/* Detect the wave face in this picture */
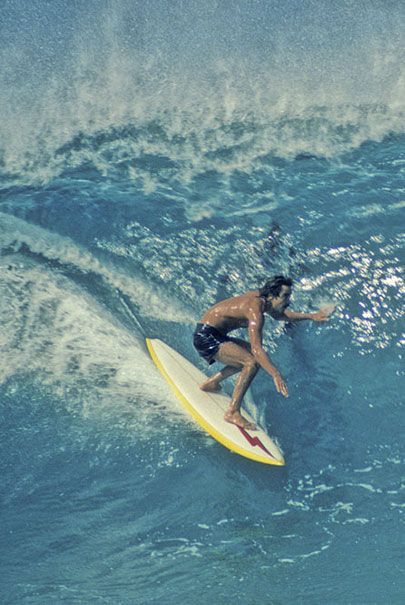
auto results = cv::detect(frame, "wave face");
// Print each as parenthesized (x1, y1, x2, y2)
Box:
(0, 2, 404, 604)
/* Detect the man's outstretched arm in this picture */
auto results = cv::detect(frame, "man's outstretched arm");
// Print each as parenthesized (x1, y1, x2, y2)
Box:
(282, 305, 335, 322)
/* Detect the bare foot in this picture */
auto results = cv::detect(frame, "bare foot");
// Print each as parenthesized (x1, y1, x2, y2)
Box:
(224, 410, 256, 430)
(199, 380, 222, 393)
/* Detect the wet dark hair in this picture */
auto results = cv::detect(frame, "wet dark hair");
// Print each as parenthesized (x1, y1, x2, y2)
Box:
(259, 275, 293, 298)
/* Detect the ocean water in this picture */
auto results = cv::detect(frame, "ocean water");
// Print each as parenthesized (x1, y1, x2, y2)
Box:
(0, 1, 404, 603)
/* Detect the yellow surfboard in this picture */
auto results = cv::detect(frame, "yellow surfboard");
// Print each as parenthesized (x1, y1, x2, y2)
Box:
(146, 338, 284, 466)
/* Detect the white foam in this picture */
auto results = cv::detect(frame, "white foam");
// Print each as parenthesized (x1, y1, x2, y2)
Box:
(1, 0, 404, 186)
(1, 58, 404, 187)
(0, 250, 191, 437)
(0, 212, 193, 325)
(1, 259, 162, 392)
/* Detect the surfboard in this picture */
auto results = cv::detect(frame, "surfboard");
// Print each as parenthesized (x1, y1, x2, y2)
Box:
(146, 338, 285, 466)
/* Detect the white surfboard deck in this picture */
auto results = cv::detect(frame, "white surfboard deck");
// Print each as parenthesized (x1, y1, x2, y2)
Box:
(146, 338, 284, 466)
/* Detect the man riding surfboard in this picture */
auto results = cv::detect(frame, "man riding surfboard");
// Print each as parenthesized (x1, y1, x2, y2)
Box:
(193, 275, 334, 430)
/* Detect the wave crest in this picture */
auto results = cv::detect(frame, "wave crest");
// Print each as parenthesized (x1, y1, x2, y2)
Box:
(1, 102, 403, 186)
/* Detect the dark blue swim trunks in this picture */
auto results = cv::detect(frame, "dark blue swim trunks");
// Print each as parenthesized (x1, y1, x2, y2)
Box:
(193, 323, 234, 365)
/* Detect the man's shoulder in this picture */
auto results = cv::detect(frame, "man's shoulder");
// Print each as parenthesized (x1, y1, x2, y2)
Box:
(245, 293, 265, 316)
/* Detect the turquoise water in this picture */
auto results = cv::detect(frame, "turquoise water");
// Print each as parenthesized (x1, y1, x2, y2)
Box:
(0, 1, 404, 603)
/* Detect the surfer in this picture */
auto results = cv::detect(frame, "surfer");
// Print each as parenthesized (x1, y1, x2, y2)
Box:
(193, 275, 335, 430)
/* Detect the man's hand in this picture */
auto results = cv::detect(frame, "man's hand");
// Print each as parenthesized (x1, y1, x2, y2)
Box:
(312, 304, 336, 322)
(273, 372, 289, 397)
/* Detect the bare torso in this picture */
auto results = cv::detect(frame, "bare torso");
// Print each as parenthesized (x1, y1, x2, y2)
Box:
(200, 290, 268, 334)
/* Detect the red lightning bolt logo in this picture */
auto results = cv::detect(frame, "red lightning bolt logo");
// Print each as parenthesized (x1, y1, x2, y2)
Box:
(238, 427, 276, 458)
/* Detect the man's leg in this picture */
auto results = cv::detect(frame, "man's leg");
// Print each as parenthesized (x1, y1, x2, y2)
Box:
(214, 341, 259, 430)
(199, 339, 252, 392)
(200, 365, 240, 392)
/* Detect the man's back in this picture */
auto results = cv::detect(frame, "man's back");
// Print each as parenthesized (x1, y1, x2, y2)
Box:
(201, 290, 263, 334)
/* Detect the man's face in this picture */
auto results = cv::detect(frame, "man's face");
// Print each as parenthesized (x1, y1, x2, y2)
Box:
(270, 285, 292, 312)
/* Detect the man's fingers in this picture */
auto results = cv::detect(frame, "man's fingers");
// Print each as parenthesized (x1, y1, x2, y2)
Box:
(280, 380, 288, 397)
(274, 376, 289, 397)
